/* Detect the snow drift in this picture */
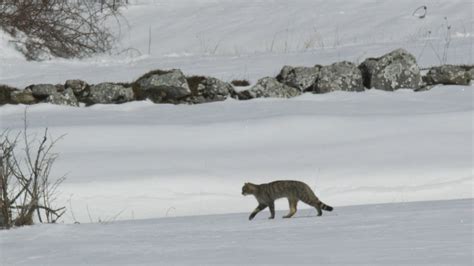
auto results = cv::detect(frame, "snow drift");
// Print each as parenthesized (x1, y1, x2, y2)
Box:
(1, 199, 472, 265)
(1, 86, 472, 223)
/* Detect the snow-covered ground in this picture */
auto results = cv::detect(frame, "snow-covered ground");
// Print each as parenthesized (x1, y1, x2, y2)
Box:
(0, 0, 473, 264)
(1, 85, 472, 223)
(0, 0, 472, 88)
(1, 199, 472, 265)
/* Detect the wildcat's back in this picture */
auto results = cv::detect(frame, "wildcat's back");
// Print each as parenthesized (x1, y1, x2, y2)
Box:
(242, 180, 333, 220)
(262, 180, 316, 200)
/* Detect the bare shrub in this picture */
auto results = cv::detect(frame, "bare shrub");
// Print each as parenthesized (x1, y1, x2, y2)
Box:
(0, 0, 123, 60)
(0, 110, 65, 229)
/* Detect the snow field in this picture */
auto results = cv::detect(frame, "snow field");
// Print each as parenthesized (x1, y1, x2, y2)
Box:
(1, 199, 472, 265)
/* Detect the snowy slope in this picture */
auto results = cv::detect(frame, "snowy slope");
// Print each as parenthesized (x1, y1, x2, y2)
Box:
(0, 0, 472, 88)
(0, 0, 473, 223)
(0, 86, 472, 223)
(1, 1, 473, 264)
(1, 199, 472, 265)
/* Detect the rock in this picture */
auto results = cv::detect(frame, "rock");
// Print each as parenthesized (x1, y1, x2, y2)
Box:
(87, 83, 134, 105)
(10, 89, 36, 105)
(467, 67, 474, 79)
(45, 88, 79, 107)
(65, 79, 89, 96)
(414, 86, 434, 92)
(0, 200, 5, 227)
(135, 69, 191, 103)
(230, 79, 250, 87)
(185, 76, 236, 104)
(359, 48, 422, 91)
(277, 65, 320, 91)
(0, 85, 18, 105)
(424, 65, 472, 85)
(314, 61, 364, 93)
(237, 77, 301, 100)
(28, 84, 58, 99)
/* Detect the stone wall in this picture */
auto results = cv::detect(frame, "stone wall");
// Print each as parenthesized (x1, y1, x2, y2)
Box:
(1, 49, 472, 107)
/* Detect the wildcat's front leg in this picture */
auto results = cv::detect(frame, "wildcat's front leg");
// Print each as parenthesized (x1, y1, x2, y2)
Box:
(249, 203, 267, 220)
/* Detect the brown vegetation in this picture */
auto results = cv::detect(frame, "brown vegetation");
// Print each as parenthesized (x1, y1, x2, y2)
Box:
(1, 111, 65, 229)
(0, 0, 123, 60)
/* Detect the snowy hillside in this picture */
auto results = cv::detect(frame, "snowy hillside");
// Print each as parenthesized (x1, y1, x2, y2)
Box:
(1, 199, 472, 265)
(0, 0, 472, 220)
(0, 0, 472, 88)
(0, 0, 473, 264)
(1, 85, 472, 223)
(0, 0, 472, 222)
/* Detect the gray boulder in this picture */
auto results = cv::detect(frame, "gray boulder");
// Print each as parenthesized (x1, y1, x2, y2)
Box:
(87, 83, 134, 105)
(29, 84, 58, 99)
(424, 65, 472, 85)
(185, 76, 236, 104)
(135, 69, 191, 103)
(314, 61, 364, 93)
(467, 66, 474, 79)
(0, 205, 4, 227)
(65, 79, 89, 97)
(277, 65, 320, 91)
(359, 48, 422, 91)
(0, 85, 18, 105)
(45, 88, 79, 107)
(10, 89, 36, 105)
(237, 77, 301, 100)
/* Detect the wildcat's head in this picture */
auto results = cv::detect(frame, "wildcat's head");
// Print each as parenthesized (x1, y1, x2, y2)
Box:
(242, 182, 257, 196)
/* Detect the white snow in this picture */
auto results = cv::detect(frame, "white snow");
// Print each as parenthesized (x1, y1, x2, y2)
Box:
(1, 86, 472, 223)
(0, 0, 473, 264)
(0, 30, 24, 60)
(0, 0, 472, 88)
(1, 199, 472, 265)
